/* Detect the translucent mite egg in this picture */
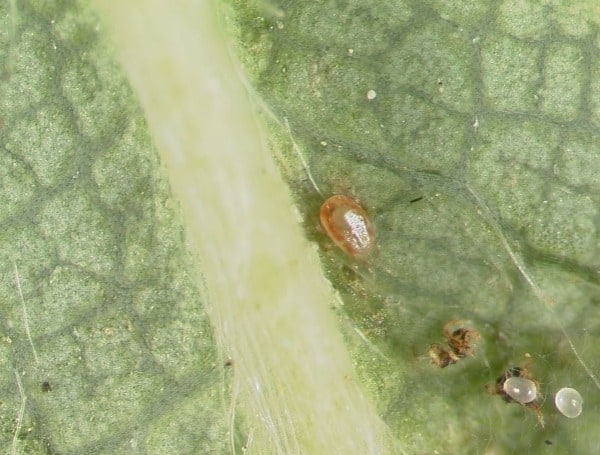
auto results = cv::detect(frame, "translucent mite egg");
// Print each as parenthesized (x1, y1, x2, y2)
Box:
(503, 376, 537, 404)
(319, 195, 375, 260)
(555, 387, 583, 418)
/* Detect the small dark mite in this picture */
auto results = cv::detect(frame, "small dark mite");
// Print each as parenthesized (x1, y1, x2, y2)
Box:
(41, 381, 53, 393)
(487, 365, 544, 426)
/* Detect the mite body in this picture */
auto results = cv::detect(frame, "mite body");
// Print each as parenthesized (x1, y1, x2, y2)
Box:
(319, 195, 375, 260)
(488, 366, 544, 426)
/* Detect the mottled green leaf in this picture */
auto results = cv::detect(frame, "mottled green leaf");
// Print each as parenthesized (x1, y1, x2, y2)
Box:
(0, 1, 231, 453)
(227, 1, 600, 453)
(3, 0, 600, 454)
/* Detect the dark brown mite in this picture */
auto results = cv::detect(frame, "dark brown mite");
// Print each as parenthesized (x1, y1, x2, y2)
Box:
(41, 381, 53, 392)
(319, 195, 375, 260)
(486, 366, 544, 427)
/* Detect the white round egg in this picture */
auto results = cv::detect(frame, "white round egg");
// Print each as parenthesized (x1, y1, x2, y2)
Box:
(503, 376, 537, 404)
(555, 387, 583, 418)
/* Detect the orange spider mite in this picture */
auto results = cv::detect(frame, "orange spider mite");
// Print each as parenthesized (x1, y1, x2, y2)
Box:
(319, 195, 375, 260)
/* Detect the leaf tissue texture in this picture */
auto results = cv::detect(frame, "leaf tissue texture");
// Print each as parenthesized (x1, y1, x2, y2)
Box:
(3, 0, 600, 454)
(0, 1, 229, 453)
(227, 0, 600, 453)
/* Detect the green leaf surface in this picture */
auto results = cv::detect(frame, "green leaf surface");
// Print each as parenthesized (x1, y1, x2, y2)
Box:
(227, 0, 600, 453)
(0, 1, 230, 453)
(3, 0, 600, 454)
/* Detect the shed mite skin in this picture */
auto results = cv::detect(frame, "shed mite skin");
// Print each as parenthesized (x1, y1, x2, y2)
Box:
(427, 320, 480, 368)
(319, 194, 375, 261)
(487, 366, 545, 427)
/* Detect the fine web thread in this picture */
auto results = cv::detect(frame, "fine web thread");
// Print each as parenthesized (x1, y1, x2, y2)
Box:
(283, 117, 324, 198)
(467, 184, 600, 391)
(14, 262, 39, 364)
(12, 369, 26, 455)
(236, 72, 325, 199)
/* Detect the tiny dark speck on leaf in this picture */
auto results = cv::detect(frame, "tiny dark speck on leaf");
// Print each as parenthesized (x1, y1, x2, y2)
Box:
(225, 358, 234, 367)
(410, 196, 424, 203)
(544, 439, 552, 445)
(41, 381, 53, 393)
